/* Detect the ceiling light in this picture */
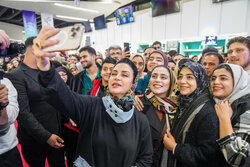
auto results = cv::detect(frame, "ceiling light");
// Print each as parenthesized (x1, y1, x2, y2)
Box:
(54, 3, 99, 13)
(56, 15, 88, 21)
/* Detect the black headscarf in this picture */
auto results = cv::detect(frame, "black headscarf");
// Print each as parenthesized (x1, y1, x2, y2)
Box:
(178, 62, 209, 111)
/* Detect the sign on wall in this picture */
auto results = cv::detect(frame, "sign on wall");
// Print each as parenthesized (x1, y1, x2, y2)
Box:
(22, 10, 38, 39)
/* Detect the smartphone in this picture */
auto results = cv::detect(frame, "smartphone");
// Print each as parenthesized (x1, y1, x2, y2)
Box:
(43, 24, 84, 52)
(124, 42, 130, 52)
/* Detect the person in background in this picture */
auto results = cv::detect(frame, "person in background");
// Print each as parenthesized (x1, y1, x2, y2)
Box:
(96, 51, 103, 59)
(88, 57, 117, 97)
(0, 28, 22, 167)
(108, 45, 123, 61)
(12, 60, 19, 68)
(173, 54, 184, 64)
(139, 65, 177, 167)
(5, 36, 65, 167)
(56, 66, 77, 167)
(168, 60, 176, 72)
(227, 36, 250, 75)
(6, 62, 13, 73)
(32, 26, 153, 166)
(143, 47, 156, 72)
(162, 62, 226, 167)
(202, 52, 224, 80)
(167, 50, 178, 59)
(191, 56, 198, 62)
(221, 53, 228, 63)
(95, 57, 103, 67)
(131, 54, 146, 79)
(152, 41, 162, 51)
(135, 50, 168, 95)
(198, 46, 218, 64)
(210, 63, 250, 166)
(70, 46, 101, 95)
(69, 63, 79, 76)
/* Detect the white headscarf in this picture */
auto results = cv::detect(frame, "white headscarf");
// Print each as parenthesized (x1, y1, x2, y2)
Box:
(213, 64, 250, 104)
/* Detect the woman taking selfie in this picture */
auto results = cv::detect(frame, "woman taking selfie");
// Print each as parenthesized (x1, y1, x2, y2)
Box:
(32, 27, 153, 167)
(139, 65, 177, 167)
(211, 64, 250, 166)
(162, 62, 225, 167)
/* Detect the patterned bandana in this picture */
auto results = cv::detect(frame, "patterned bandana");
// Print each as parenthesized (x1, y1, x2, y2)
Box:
(106, 85, 135, 111)
(145, 89, 177, 124)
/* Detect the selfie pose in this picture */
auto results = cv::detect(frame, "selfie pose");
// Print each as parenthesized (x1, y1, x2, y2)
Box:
(32, 27, 153, 167)
(211, 64, 250, 166)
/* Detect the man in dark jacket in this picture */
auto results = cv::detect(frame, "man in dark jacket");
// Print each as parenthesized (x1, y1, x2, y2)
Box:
(5, 37, 65, 167)
(70, 46, 101, 94)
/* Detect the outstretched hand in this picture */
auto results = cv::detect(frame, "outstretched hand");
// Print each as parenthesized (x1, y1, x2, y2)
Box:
(32, 27, 60, 71)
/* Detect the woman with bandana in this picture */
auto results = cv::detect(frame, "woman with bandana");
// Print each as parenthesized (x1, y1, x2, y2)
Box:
(210, 64, 250, 166)
(31, 27, 153, 167)
(139, 65, 177, 167)
(162, 62, 226, 167)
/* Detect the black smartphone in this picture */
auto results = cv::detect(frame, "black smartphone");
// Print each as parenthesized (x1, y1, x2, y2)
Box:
(124, 42, 130, 52)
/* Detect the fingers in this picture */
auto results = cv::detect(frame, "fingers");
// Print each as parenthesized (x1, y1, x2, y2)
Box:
(38, 27, 60, 41)
(134, 96, 144, 111)
(53, 135, 64, 148)
(0, 85, 8, 104)
(0, 30, 10, 49)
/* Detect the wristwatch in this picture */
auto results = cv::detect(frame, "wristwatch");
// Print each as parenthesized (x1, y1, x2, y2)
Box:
(0, 101, 9, 111)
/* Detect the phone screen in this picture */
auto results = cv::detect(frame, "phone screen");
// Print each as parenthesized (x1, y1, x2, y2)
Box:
(124, 42, 130, 52)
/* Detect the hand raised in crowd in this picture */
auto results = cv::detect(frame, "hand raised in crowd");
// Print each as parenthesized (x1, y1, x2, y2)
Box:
(32, 27, 60, 71)
(215, 100, 233, 121)
(163, 130, 176, 152)
(0, 84, 8, 105)
(0, 29, 10, 50)
(122, 47, 130, 58)
(47, 134, 64, 149)
(133, 94, 144, 111)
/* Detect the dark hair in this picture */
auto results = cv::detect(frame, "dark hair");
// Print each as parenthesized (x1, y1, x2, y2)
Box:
(79, 46, 96, 56)
(213, 64, 233, 78)
(221, 52, 228, 58)
(114, 58, 138, 83)
(202, 47, 218, 56)
(70, 54, 80, 61)
(108, 45, 122, 56)
(227, 36, 250, 51)
(204, 52, 224, 64)
(143, 46, 155, 52)
(25, 36, 36, 48)
(191, 56, 197, 60)
(152, 41, 162, 47)
(102, 57, 116, 66)
(168, 59, 176, 65)
(178, 58, 194, 69)
(168, 50, 178, 57)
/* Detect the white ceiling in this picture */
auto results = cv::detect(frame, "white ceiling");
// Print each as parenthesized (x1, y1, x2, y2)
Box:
(0, 0, 135, 22)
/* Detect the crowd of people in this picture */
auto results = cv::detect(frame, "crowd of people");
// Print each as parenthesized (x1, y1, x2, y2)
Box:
(0, 26, 250, 167)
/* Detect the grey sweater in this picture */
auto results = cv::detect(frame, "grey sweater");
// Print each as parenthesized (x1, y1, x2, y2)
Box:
(0, 78, 19, 155)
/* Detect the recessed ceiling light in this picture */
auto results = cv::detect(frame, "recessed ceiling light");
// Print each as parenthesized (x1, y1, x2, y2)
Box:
(56, 15, 88, 21)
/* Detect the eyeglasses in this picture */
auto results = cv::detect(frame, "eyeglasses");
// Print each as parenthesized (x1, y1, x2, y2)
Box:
(110, 52, 122, 56)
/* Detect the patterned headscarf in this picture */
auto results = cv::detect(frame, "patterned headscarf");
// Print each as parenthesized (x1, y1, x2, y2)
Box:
(145, 65, 178, 126)
(178, 62, 209, 110)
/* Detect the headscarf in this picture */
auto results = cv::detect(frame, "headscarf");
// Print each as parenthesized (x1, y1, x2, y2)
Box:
(145, 65, 178, 127)
(56, 66, 67, 74)
(213, 64, 250, 104)
(178, 62, 209, 110)
(131, 54, 146, 78)
(148, 50, 168, 66)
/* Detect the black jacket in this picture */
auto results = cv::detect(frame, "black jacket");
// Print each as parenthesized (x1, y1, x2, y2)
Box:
(4, 63, 61, 144)
(172, 99, 227, 167)
(39, 68, 153, 167)
(141, 96, 166, 167)
(70, 69, 85, 94)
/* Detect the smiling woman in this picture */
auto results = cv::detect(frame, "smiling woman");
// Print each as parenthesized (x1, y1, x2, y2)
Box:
(139, 65, 177, 167)
(31, 27, 153, 167)
(162, 62, 227, 167)
(211, 63, 250, 166)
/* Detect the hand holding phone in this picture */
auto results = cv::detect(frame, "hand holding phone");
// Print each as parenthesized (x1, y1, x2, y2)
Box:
(123, 42, 131, 58)
(43, 24, 84, 52)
